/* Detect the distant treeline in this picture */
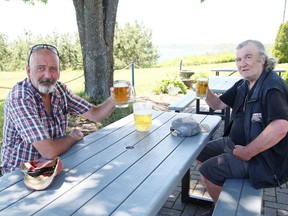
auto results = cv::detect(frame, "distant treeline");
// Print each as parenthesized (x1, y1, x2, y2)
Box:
(0, 22, 161, 72)
(0, 32, 82, 72)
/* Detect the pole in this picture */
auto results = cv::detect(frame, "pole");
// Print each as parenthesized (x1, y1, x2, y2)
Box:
(284, 0, 287, 23)
(131, 61, 135, 86)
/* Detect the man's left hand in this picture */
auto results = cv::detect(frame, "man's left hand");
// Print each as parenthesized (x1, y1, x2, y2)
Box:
(233, 145, 252, 161)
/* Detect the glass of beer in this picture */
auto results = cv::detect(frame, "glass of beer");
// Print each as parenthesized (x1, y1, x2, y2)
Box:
(196, 77, 209, 99)
(113, 80, 133, 108)
(133, 101, 152, 132)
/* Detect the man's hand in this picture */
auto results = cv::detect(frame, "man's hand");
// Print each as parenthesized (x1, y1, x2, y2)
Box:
(69, 128, 84, 142)
(233, 145, 252, 161)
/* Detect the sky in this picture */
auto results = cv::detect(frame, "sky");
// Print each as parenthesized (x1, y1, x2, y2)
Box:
(0, 0, 287, 45)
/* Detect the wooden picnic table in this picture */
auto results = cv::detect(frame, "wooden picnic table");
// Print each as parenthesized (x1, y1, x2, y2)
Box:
(0, 111, 221, 216)
(211, 68, 238, 76)
(211, 68, 286, 76)
(208, 76, 242, 94)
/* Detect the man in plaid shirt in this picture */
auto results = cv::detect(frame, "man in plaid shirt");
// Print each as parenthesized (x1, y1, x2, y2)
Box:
(1, 44, 128, 175)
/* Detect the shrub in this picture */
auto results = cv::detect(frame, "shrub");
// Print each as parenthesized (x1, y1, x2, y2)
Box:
(272, 21, 288, 63)
(281, 72, 288, 86)
(193, 72, 209, 82)
(153, 71, 187, 94)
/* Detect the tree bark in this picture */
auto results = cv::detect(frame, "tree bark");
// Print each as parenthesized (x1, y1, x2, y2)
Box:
(72, 0, 119, 101)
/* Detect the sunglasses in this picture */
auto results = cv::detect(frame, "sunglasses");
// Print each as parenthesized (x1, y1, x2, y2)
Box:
(28, 44, 59, 66)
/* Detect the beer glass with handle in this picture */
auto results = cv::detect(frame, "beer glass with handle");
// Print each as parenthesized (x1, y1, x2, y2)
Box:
(196, 77, 209, 99)
(113, 80, 134, 108)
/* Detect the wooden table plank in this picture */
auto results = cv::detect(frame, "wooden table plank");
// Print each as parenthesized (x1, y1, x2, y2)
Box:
(33, 112, 180, 215)
(212, 179, 243, 215)
(111, 115, 221, 216)
(211, 68, 286, 76)
(168, 91, 196, 112)
(208, 76, 242, 94)
(213, 179, 262, 216)
(0, 112, 221, 216)
(0, 114, 139, 214)
(237, 179, 263, 216)
(36, 114, 209, 216)
(211, 68, 238, 76)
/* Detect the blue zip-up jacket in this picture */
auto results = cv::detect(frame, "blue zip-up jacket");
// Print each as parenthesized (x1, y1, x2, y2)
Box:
(227, 70, 288, 189)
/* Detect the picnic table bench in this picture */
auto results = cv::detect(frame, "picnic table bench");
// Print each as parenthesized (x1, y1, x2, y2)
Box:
(168, 91, 196, 112)
(213, 179, 263, 216)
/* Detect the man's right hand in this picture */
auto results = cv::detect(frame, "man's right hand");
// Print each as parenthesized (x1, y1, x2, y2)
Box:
(69, 128, 84, 141)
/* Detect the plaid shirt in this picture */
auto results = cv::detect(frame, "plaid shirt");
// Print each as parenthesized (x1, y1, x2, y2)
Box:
(1, 78, 92, 174)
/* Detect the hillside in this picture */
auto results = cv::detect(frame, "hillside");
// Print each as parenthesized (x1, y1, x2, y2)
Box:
(157, 43, 273, 62)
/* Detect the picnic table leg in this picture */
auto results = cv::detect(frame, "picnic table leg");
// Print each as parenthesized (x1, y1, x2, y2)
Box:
(196, 99, 200, 114)
(196, 99, 211, 115)
(209, 107, 214, 115)
(181, 169, 213, 206)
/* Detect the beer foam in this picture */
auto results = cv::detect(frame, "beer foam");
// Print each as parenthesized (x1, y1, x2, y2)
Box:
(134, 111, 152, 115)
(198, 77, 208, 82)
(114, 82, 128, 88)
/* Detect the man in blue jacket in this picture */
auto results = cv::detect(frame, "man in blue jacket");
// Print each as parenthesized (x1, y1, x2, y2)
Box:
(197, 39, 288, 216)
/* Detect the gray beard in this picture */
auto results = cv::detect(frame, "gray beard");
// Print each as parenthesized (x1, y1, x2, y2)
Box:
(38, 84, 55, 94)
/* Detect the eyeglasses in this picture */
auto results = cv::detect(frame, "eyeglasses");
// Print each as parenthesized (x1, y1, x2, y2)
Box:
(28, 44, 59, 66)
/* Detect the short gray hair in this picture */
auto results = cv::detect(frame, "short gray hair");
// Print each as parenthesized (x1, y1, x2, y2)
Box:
(236, 39, 277, 72)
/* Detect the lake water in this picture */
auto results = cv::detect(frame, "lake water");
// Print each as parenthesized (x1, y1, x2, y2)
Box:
(157, 43, 237, 62)
(157, 43, 274, 62)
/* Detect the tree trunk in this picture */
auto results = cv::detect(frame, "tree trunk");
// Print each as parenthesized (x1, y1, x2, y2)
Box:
(72, 0, 119, 101)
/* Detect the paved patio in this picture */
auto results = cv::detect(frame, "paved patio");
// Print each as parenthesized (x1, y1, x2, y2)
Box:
(156, 101, 288, 216)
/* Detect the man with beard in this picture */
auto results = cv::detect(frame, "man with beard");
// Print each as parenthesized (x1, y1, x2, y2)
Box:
(1, 44, 127, 175)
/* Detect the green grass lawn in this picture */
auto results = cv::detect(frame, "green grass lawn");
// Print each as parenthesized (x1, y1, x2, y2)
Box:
(0, 62, 236, 101)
